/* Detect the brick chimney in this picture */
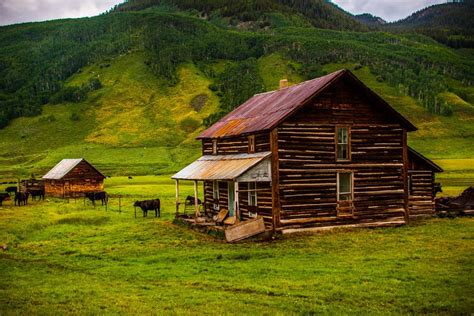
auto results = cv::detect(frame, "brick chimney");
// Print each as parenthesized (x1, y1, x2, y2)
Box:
(279, 79, 288, 89)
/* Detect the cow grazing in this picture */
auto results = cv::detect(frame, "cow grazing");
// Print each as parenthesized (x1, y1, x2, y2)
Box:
(14, 192, 29, 206)
(434, 182, 443, 195)
(5, 186, 17, 195)
(134, 199, 160, 218)
(28, 188, 45, 201)
(85, 191, 108, 206)
(0, 193, 11, 206)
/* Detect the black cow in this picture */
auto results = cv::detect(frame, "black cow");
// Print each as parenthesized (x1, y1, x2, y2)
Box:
(134, 199, 160, 218)
(185, 195, 202, 205)
(85, 191, 108, 206)
(5, 186, 17, 195)
(28, 188, 45, 201)
(14, 192, 29, 206)
(434, 183, 443, 195)
(0, 193, 10, 206)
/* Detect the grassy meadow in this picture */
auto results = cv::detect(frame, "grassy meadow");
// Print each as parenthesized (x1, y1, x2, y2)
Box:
(0, 175, 473, 314)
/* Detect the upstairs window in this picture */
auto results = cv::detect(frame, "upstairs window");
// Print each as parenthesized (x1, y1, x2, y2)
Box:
(212, 139, 217, 154)
(336, 127, 350, 161)
(248, 182, 257, 206)
(248, 135, 256, 153)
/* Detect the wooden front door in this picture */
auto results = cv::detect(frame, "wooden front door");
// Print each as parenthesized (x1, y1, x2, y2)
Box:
(228, 182, 235, 216)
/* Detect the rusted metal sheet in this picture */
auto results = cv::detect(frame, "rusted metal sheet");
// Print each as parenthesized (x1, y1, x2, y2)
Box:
(197, 70, 345, 139)
(172, 152, 271, 181)
(198, 69, 416, 139)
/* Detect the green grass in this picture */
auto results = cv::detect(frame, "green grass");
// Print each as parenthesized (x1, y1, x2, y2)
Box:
(0, 176, 473, 314)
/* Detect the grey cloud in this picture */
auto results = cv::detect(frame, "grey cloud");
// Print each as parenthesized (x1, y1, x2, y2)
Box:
(332, 0, 447, 22)
(0, 0, 124, 26)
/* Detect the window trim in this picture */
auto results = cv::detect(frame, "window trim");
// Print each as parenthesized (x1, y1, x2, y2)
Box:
(248, 135, 256, 153)
(335, 126, 351, 161)
(212, 181, 219, 210)
(212, 139, 217, 154)
(248, 182, 257, 207)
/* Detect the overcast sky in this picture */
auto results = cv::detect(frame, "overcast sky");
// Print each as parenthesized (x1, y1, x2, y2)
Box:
(331, 0, 448, 22)
(0, 0, 449, 26)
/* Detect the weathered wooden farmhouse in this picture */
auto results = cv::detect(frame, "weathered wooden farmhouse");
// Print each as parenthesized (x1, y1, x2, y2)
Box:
(173, 69, 443, 233)
(42, 159, 105, 198)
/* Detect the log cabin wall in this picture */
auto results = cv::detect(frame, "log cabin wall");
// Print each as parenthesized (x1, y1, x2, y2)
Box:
(202, 132, 270, 155)
(277, 78, 406, 230)
(408, 170, 435, 219)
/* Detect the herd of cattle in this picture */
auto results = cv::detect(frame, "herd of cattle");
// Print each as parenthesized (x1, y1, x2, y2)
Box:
(0, 186, 163, 218)
(0, 186, 45, 206)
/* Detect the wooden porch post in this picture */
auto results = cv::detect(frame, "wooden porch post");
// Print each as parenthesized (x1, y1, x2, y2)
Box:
(234, 181, 240, 222)
(175, 179, 179, 218)
(402, 130, 410, 224)
(194, 180, 200, 218)
(270, 128, 281, 232)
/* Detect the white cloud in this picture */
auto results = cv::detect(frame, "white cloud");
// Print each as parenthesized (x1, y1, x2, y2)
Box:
(0, 0, 124, 26)
(331, 0, 448, 22)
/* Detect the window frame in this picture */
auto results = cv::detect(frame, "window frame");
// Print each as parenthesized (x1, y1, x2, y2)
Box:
(336, 171, 354, 217)
(248, 182, 257, 207)
(212, 139, 217, 154)
(335, 126, 351, 161)
(212, 181, 220, 210)
(248, 135, 256, 153)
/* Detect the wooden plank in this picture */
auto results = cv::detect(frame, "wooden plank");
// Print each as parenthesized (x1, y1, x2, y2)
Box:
(225, 217, 266, 242)
(270, 128, 281, 231)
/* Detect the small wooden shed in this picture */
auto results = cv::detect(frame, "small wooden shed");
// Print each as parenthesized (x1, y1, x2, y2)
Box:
(42, 158, 105, 198)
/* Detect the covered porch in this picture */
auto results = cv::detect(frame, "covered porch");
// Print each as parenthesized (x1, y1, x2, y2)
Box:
(172, 152, 273, 229)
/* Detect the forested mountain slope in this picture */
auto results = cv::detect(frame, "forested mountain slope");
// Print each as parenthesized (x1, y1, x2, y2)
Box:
(388, 0, 474, 48)
(0, 3, 473, 178)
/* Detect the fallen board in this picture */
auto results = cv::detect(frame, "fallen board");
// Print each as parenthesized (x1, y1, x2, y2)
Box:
(225, 217, 266, 242)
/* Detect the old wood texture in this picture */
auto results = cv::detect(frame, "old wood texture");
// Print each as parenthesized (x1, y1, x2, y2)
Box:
(225, 217, 266, 242)
(44, 160, 104, 198)
(270, 128, 281, 231)
(276, 78, 406, 231)
(202, 132, 270, 155)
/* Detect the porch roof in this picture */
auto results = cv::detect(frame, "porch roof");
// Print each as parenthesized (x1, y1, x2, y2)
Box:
(172, 152, 271, 181)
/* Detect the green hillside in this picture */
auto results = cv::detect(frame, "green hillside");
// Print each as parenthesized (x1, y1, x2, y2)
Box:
(0, 5, 473, 192)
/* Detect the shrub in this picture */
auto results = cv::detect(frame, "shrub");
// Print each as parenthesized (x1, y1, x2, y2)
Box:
(180, 117, 200, 132)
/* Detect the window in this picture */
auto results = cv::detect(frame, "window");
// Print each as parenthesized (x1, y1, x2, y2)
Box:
(212, 139, 217, 154)
(248, 182, 257, 206)
(212, 181, 219, 210)
(336, 127, 350, 161)
(337, 172, 354, 216)
(248, 135, 255, 153)
(337, 172, 353, 201)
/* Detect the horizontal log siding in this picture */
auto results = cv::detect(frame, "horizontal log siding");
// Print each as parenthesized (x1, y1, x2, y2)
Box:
(202, 132, 270, 155)
(204, 180, 273, 226)
(44, 179, 103, 198)
(277, 79, 406, 230)
(408, 170, 435, 219)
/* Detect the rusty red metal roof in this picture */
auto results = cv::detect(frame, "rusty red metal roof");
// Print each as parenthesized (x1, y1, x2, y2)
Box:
(198, 69, 416, 139)
(172, 152, 271, 180)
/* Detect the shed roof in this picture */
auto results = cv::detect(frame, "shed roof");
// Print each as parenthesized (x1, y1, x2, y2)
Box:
(172, 152, 271, 181)
(42, 158, 105, 180)
(408, 147, 443, 172)
(198, 69, 416, 139)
